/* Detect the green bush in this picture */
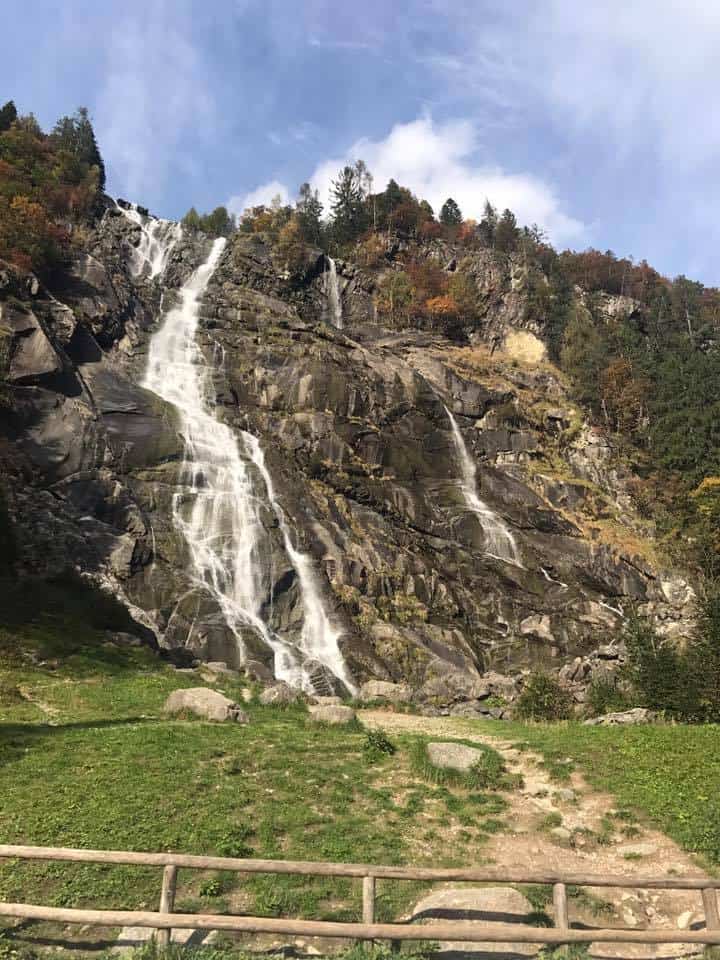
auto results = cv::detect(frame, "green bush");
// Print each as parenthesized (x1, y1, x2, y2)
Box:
(587, 677, 632, 716)
(624, 597, 720, 723)
(363, 726, 396, 763)
(515, 671, 574, 721)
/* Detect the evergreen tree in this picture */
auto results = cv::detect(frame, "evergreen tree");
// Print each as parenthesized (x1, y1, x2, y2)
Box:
(478, 200, 497, 246)
(0, 100, 17, 133)
(52, 107, 106, 191)
(296, 182, 323, 246)
(202, 205, 234, 236)
(439, 197, 462, 226)
(330, 162, 367, 245)
(181, 207, 202, 231)
(495, 208, 519, 252)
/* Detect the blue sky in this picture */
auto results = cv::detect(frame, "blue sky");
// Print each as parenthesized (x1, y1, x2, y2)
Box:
(4, 0, 720, 284)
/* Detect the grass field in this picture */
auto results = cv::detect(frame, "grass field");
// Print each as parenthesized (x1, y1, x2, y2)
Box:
(2, 576, 720, 957)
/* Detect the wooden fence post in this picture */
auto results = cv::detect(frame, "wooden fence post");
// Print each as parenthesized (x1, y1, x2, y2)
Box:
(553, 882, 569, 932)
(703, 888, 720, 931)
(156, 865, 178, 946)
(363, 876, 375, 950)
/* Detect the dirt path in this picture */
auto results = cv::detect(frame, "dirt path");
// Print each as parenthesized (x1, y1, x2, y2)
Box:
(359, 710, 711, 958)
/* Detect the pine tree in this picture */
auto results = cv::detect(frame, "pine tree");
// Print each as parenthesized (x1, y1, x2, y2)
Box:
(495, 208, 519, 253)
(181, 207, 202, 231)
(52, 107, 106, 191)
(296, 182, 323, 246)
(439, 197, 462, 226)
(330, 163, 366, 245)
(0, 100, 17, 133)
(478, 200, 497, 246)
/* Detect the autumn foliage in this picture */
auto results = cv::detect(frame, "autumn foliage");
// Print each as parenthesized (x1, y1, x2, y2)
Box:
(0, 103, 104, 276)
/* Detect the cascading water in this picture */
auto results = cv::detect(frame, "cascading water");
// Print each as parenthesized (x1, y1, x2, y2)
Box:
(444, 404, 522, 566)
(115, 201, 181, 279)
(324, 257, 343, 328)
(141, 233, 354, 693)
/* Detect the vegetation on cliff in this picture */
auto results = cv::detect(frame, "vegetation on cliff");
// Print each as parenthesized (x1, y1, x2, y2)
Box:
(0, 101, 104, 276)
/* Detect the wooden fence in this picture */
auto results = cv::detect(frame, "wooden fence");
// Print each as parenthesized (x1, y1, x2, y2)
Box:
(1, 844, 720, 949)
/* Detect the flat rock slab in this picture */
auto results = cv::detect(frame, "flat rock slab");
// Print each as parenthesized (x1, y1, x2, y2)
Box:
(308, 704, 356, 724)
(359, 680, 412, 703)
(427, 741, 485, 772)
(115, 926, 215, 952)
(163, 687, 249, 723)
(411, 886, 539, 956)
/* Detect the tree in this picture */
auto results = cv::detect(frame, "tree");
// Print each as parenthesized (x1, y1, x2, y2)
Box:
(448, 272, 479, 319)
(275, 216, 308, 273)
(495, 208, 519, 253)
(439, 197, 462, 226)
(181, 207, 202, 231)
(51, 107, 106, 191)
(560, 305, 609, 407)
(478, 200, 497, 246)
(296, 182, 323, 246)
(330, 162, 368, 245)
(202, 206, 234, 236)
(375, 270, 413, 325)
(0, 101, 17, 133)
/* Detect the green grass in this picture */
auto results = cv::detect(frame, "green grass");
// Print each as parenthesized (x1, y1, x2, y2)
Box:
(0, 588, 514, 942)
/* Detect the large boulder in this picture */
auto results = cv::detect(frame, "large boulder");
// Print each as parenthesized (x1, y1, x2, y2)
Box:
(584, 707, 655, 726)
(308, 704, 356, 725)
(410, 886, 538, 955)
(163, 688, 249, 723)
(358, 680, 412, 703)
(426, 741, 486, 772)
(259, 682, 301, 705)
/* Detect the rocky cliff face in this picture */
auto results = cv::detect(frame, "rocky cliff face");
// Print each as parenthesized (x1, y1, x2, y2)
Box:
(0, 203, 694, 692)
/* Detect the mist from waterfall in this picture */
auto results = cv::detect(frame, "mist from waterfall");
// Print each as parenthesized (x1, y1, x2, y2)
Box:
(444, 405, 522, 566)
(324, 257, 343, 328)
(139, 227, 353, 692)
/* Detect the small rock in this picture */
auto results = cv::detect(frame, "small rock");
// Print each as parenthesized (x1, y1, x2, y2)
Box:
(240, 688, 253, 703)
(202, 661, 240, 678)
(426, 741, 486, 772)
(555, 788, 576, 802)
(677, 910, 694, 930)
(618, 842, 657, 858)
(312, 695, 343, 706)
(163, 688, 249, 723)
(550, 826, 572, 843)
(307, 704, 356, 725)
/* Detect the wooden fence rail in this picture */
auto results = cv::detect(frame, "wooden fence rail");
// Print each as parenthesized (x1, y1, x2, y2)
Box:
(1, 844, 719, 948)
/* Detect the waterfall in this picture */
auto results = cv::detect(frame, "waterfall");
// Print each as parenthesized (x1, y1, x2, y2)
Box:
(324, 257, 343, 328)
(141, 234, 354, 693)
(115, 201, 181, 279)
(443, 405, 522, 566)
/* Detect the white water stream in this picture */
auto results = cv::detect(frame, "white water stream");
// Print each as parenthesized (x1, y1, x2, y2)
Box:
(444, 405, 522, 566)
(115, 201, 181, 278)
(324, 257, 343, 328)
(129, 213, 352, 692)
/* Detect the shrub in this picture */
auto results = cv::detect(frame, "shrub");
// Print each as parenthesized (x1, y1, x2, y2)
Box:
(587, 677, 632, 716)
(363, 726, 396, 763)
(515, 672, 574, 721)
(623, 612, 700, 719)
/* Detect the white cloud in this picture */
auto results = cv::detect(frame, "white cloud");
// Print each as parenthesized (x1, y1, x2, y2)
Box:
(227, 180, 291, 216)
(96, 3, 218, 204)
(308, 116, 584, 244)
